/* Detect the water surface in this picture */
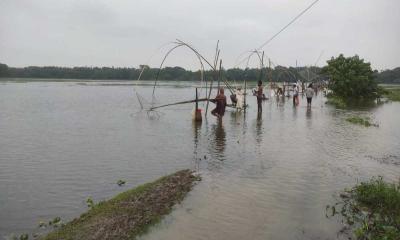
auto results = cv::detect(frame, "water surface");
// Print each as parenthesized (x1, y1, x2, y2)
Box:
(0, 79, 399, 239)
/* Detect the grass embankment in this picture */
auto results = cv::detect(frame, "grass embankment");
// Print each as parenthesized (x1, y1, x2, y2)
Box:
(346, 116, 374, 127)
(42, 170, 200, 240)
(329, 177, 400, 240)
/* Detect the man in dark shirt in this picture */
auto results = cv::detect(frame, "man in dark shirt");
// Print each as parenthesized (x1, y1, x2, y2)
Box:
(211, 88, 227, 118)
(256, 80, 263, 113)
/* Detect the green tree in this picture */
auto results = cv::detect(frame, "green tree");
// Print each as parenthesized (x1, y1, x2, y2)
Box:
(322, 54, 378, 100)
(0, 63, 8, 77)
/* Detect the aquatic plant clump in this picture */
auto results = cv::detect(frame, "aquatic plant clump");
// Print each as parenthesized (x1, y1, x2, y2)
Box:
(42, 169, 200, 240)
(326, 95, 347, 108)
(346, 116, 375, 127)
(117, 179, 126, 186)
(329, 177, 400, 240)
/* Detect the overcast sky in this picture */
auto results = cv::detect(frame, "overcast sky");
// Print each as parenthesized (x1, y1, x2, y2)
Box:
(0, 0, 399, 70)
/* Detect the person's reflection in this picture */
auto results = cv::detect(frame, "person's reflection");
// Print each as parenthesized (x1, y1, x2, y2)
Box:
(255, 111, 263, 145)
(211, 119, 226, 161)
(276, 94, 285, 108)
(192, 121, 202, 170)
(229, 110, 244, 130)
(306, 107, 312, 119)
(292, 103, 298, 119)
(192, 121, 202, 154)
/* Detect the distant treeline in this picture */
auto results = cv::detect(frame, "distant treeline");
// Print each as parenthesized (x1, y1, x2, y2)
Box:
(374, 67, 400, 84)
(0, 63, 399, 83)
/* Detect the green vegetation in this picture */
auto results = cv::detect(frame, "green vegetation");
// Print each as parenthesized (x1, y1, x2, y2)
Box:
(5, 233, 29, 240)
(0, 63, 8, 77)
(117, 179, 126, 186)
(20, 234, 29, 240)
(1, 61, 399, 84)
(41, 169, 200, 240)
(48, 217, 62, 227)
(86, 197, 94, 208)
(375, 68, 400, 84)
(326, 95, 348, 108)
(323, 54, 379, 104)
(384, 88, 400, 102)
(346, 116, 374, 127)
(0, 62, 317, 82)
(329, 177, 400, 240)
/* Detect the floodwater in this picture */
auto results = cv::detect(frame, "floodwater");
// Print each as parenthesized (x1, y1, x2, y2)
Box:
(0, 79, 399, 240)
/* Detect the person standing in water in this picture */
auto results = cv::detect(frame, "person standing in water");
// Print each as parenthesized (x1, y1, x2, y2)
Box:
(305, 83, 315, 107)
(211, 88, 227, 118)
(293, 84, 299, 106)
(235, 86, 245, 110)
(256, 80, 263, 113)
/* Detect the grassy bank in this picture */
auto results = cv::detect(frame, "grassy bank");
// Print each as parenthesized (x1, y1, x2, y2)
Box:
(42, 169, 200, 240)
(329, 177, 400, 240)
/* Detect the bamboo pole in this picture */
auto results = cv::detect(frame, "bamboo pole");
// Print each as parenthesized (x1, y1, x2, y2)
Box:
(149, 98, 210, 111)
(205, 40, 220, 117)
(195, 88, 198, 110)
(217, 59, 222, 89)
(244, 75, 247, 112)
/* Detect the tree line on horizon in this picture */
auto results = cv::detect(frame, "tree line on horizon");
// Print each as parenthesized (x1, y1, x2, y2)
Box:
(0, 62, 399, 84)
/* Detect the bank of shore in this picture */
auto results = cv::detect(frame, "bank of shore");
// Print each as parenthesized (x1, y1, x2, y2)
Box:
(42, 169, 200, 240)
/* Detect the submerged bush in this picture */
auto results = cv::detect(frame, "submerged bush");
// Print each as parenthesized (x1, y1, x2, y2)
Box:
(322, 54, 378, 100)
(326, 95, 348, 108)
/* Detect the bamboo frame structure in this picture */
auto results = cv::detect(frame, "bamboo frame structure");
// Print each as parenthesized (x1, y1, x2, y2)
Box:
(136, 39, 235, 117)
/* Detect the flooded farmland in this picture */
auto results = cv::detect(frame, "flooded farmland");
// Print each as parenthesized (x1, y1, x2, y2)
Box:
(0, 80, 399, 239)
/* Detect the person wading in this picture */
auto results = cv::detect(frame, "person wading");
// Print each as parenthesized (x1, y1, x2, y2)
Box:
(293, 84, 299, 106)
(305, 83, 315, 107)
(211, 88, 227, 118)
(256, 80, 263, 113)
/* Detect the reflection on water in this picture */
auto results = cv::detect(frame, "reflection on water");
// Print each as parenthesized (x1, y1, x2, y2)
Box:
(255, 112, 263, 145)
(192, 121, 202, 171)
(306, 107, 312, 119)
(210, 120, 226, 161)
(0, 80, 400, 240)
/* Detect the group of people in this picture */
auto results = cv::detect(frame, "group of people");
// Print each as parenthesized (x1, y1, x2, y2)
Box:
(211, 81, 315, 119)
(292, 83, 315, 107)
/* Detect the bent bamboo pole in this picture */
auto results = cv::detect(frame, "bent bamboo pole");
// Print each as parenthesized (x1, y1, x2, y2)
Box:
(149, 98, 210, 111)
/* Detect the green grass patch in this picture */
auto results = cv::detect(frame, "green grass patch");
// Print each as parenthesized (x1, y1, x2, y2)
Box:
(328, 177, 400, 240)
(41, 169, 200, 240)
(384, 88, 400, 102)
(326, 94, 380, 109)
(346, 116, 374, 127)
(326, 95, 348, 108)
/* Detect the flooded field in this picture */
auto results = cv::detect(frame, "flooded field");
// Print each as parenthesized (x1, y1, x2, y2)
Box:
(0, 79, 399, 239)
